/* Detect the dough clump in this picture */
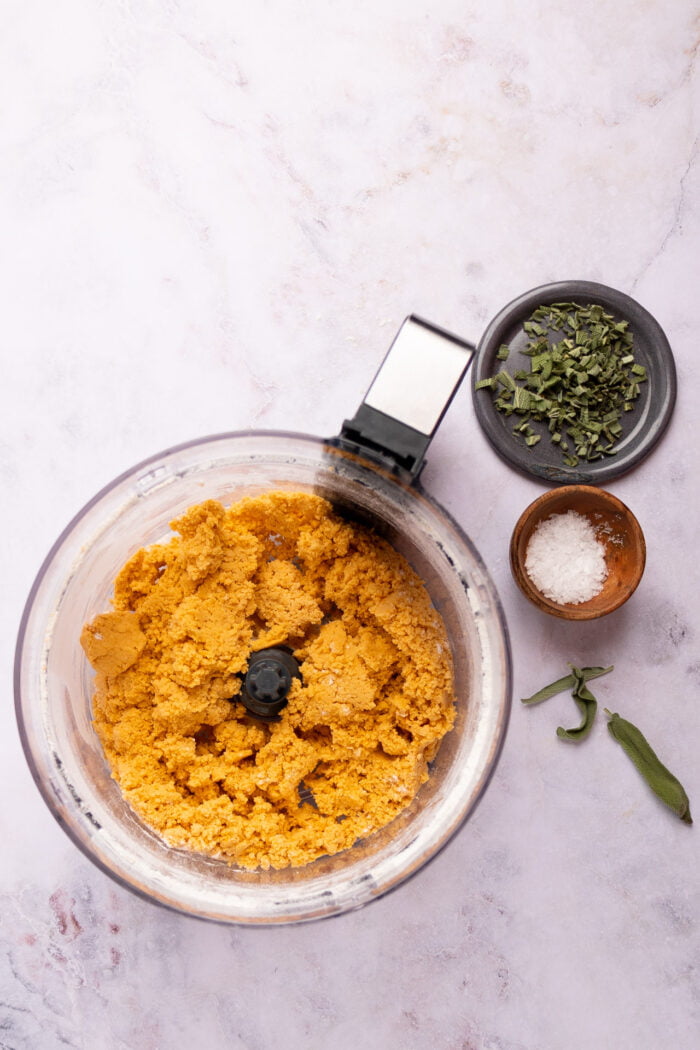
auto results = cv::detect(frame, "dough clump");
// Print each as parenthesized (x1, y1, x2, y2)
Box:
(81, 492, 455, 870)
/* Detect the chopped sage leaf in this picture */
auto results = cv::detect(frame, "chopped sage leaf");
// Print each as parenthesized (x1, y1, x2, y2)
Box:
(496, 370, 516, 392)
(605, 710, 692, 825)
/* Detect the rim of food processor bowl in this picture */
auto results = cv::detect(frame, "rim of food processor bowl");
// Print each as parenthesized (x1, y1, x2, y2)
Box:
(15, 429, 511, 924)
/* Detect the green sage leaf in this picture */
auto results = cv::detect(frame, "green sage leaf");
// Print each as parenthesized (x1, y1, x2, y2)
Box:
(520, 665, 613, 705)
(556, 667, 598, 742)
(605, 710, 692, 824)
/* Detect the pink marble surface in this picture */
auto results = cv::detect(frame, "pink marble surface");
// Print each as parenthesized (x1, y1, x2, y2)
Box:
(2, 1, 699, 1047)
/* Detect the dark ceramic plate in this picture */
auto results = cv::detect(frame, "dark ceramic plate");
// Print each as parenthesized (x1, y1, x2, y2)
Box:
(472, 281, 677, 485)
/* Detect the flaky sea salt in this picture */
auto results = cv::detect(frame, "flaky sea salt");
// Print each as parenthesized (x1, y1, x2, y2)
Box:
(525, 510, 608, 605)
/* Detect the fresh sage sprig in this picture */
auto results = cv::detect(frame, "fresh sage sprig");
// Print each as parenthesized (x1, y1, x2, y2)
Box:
(521, 664, 692, 825)
(521, 664, 612, 742)
(475, 302, 646, 467)
(605, 710, 692, 825)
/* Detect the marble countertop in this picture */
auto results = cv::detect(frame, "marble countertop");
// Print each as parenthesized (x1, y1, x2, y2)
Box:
(2, 1, 699, 1047)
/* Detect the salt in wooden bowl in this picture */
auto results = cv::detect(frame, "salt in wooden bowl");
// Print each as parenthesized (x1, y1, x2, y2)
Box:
(510, 485, 646, 620)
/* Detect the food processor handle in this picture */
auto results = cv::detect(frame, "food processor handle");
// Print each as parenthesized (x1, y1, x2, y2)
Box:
(335, 315, 475, 482)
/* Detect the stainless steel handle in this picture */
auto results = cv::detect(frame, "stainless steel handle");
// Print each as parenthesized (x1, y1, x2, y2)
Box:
(336, 315, 474, 481)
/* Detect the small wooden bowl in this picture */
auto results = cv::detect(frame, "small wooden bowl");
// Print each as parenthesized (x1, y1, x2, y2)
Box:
(510, 485, 646, 620)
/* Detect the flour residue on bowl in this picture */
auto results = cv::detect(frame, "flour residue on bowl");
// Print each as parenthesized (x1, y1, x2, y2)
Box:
(525, 509, 608, 605)
(80, 492, 455, 870)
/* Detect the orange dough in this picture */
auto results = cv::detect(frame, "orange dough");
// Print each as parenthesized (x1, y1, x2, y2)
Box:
(81, 492, 455, 870)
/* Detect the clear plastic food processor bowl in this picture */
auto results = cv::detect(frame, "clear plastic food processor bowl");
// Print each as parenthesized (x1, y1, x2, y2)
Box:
(15, 320, 511, 924)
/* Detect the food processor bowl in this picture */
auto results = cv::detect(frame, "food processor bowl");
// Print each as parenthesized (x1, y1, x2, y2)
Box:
(15, 321, 511, 924)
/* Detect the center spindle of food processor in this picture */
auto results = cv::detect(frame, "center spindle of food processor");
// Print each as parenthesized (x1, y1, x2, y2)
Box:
(238, 647, 302, 719)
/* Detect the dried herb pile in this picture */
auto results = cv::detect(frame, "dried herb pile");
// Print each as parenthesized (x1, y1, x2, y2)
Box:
(476, 302, 647, 467)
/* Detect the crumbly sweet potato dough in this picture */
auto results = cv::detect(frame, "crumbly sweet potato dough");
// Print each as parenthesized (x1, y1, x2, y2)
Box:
(81, 492, 455, 870)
